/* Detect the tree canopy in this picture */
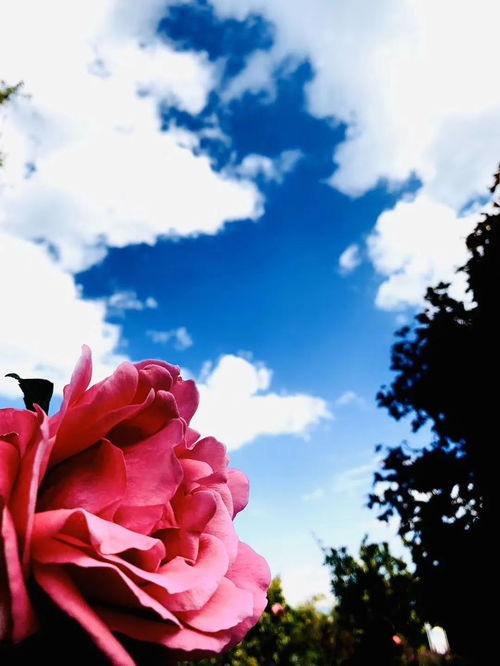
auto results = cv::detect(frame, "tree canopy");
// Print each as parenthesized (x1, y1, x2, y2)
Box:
(324, 538, 423, 665)
(369, 170, 499, 661)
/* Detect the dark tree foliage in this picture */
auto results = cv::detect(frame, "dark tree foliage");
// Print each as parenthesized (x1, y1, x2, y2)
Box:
(370, 170, 500, 661)
(180, 577, 335, 665)
(0, 80, 22, 168)
(324, 539, 423, 665)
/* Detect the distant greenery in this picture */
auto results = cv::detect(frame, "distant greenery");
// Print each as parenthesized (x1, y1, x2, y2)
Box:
(181, 560, 458, 665)
(180, 577, 335, 665)
(0, 79, 22, 167)
(324, 539, 424, 665)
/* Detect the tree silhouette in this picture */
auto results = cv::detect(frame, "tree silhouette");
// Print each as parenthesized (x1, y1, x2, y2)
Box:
(324, 538, 423, 665)
(369, 170, 499, 661)
(0, 80, 22, 167)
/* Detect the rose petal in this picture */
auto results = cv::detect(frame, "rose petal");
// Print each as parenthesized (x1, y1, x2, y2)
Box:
(0, 436, 20, 501)
(0, 409, 39, 456)
(33, 539, 178, 624)
(178, 577, 254, 632)
(227, 469, 250, 517)
(203, 492, 239, 564)
(0, 503, 37, 642)
(38, 439, 126, 517)
(107, 390, 179, 447)
(9, 408, 52, 573)
(153, 534, 229, 607)
(171, 378, 199, 424)
(120, 419, 184, 507)
(34, 563, 136, 666)
(55, 345, 93, 420)
(32, 509, 165, 567)
(94, 608, 232, 656)
(182, 436, 228, 473)
(134, 360, 181, 384)
(50, 384, 155, 467)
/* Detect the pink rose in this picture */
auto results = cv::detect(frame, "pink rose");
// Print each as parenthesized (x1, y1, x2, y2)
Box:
(0, 346, 270, 664)
(270, 603, 285, 617)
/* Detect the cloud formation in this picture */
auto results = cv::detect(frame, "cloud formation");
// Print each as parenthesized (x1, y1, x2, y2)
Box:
(146, 327, 194, 350)
(208, 0, 500, 307)
(191, 354, 331, 450)
(0, 0, 263, 390)
(338, 244, 361, 275)
(367, 195, 477, 310)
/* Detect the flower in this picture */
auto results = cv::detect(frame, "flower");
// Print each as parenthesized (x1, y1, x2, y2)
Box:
(270, 603, 285, 617)
(0, 346, 270, 664)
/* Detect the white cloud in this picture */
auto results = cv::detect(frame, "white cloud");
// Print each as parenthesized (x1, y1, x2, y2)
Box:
(301, 487, 325, 502)
(0, 232, 126, 401)
(235, 149, 302, 183)
(331, 460, 378, 495)
(367, 194, 477, 310)
(191, 354, 331, 450)
(338, 244, 361, 274)
(280, 562, 334, 608)
(207, 0, 500, 309)
(0, 0, 266, 392)
(146, 327, 194, 350)
(335, 390, 363, 408)
(106, 291, 158, 315)
(210, 0, 500, 208)
(0, 1, 263, 275)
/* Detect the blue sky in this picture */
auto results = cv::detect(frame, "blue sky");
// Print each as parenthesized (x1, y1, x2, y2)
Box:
(1, 0, 499, 604)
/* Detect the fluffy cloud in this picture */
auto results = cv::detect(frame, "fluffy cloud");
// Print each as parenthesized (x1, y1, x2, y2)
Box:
(190, 354, 331, 450)
(0, 0, 264, 271)
(234, 150, 302, 184)
(0, 0, 263, 390)
(207, 0, 500, 308)
(338, 244, 361, 274)
(210, 0, 500, 208)
(0, 232, 126, 400)
(146, 327, 194, 350)
(106, 291, 158, 315)
(367, 194, 477, 310)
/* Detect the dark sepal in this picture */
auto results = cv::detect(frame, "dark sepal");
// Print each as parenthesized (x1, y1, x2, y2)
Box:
(5, 373, 54, 413)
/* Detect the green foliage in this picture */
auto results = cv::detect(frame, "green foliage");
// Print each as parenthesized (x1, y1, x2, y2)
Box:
(324, 538, 424, 665)
(370, 170, 500, 661)
(0, 80, 22, 168)
(0, 80, 22, 105)
(179, 577, 335, 665)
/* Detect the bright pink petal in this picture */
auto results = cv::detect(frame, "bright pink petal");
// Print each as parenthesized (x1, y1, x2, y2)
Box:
(171, 378, 199, 424)
(226, 541, 271, 599)
(134, 359, 181, 383)
(171, 490, 217, 535)
(33, 539, 178, 623)
(0, 409, 39, 456)
(114, 504, 165, 535)
(182, 436, 228, 473)
(34, 563, 136, 666)
(203, 492, 238, 564)
(226, 469, 250, 517)
(61, 345, 93, 408)
(0, 504, 37, 642)
(38, 439, 126, 516)
(107, 390, 179, 446)
(32, 509, 165, 569)
(178, 577, 253, 632)
(95, 608, 232, 656)
(147, 534, 229, 611)
(0, 435, 20, 501)
(50, 377, 156, 466)
(120, 419, 184, 507)
(9, 408, 52, 573)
